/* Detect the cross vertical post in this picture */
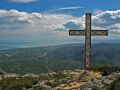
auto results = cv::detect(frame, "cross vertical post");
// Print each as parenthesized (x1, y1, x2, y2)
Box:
(85, 13, 91, 70)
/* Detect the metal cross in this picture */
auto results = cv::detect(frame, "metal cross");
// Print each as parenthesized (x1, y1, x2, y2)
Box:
(69, 13, 108, 70)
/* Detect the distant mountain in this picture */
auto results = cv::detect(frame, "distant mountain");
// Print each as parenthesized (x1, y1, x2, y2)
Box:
(0, 43, 120, 74)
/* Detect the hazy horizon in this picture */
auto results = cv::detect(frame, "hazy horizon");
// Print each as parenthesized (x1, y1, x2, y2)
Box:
(0, 40, 120, 49)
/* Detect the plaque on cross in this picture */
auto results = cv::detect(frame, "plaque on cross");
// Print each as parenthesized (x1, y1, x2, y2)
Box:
(69, 13, 108, 70)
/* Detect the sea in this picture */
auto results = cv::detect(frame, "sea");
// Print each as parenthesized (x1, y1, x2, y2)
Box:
(0, 40, 80, 49)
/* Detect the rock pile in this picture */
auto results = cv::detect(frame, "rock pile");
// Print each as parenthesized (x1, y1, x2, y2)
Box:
(28, 70, 102, 90)
(80, 72, 120, 90)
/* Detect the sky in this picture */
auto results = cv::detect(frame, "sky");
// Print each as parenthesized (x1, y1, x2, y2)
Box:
(0, 0, 120, 48)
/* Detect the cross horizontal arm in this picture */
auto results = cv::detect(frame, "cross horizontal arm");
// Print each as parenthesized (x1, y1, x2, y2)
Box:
(91, 30, 108, 36)
(69, 30, 108, 36)
(69, 30, 85, 36)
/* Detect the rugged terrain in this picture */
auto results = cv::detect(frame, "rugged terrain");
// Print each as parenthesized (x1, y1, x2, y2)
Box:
(0, 67, 120, 90)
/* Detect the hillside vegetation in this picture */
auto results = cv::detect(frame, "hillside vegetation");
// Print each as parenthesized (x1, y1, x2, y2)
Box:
(0, 43, 120, 74)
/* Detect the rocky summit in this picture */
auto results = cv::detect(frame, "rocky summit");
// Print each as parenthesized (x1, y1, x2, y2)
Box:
(80, 72, 120, 90)
(0, 68, 120, 90)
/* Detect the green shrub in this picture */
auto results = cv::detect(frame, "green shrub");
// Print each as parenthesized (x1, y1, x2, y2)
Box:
(3, 81, 24, 90)
(107, 77, 120, 90)
(0, 77, 39, 90)
(91, 64, 120, 76)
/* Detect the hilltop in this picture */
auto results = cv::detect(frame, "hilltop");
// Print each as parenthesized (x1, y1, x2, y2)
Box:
(0, 65, 120, 90)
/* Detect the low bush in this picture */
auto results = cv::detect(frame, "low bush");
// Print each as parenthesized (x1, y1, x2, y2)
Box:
(91, 64, 120, 76)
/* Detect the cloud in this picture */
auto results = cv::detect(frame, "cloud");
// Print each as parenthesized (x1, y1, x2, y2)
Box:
(56, 6, 83, 10)
(92, 10, 120, 34)
(93, 9, 105, 15)
(0, 9, 120, 44)
(63, 10, 120, 34)
(11, 0, 37, 3)
(47, 6, 83, 12)
(0, 9, 35, 30)
(0, 9, 80, 31)
(0, 9, 120, 33)
(0, 9, 81, 43)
